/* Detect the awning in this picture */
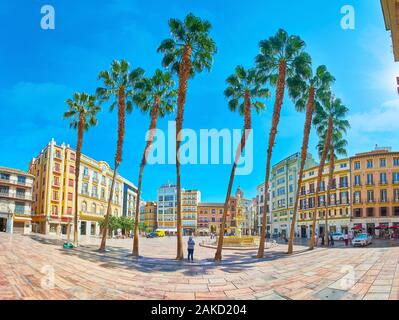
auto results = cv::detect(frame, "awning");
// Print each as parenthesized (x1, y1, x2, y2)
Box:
(375, 225, 388, 229)
(156, 228, 177, 232)
(352, 225, 363, 230)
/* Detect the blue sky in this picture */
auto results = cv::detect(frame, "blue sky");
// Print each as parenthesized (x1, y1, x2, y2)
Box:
(1, 0, 398, 202)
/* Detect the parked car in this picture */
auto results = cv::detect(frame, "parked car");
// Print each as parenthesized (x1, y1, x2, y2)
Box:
(332, 232, 345, 241)
(352, 233, 372, 247)
(146, 232, 157, 238)
(156, 230, 166, 237)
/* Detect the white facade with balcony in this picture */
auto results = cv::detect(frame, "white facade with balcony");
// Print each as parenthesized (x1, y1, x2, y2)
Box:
(0, 166, 34, 234)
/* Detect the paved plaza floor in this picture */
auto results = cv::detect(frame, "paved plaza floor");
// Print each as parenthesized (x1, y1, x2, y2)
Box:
(1, 233, 399, 300)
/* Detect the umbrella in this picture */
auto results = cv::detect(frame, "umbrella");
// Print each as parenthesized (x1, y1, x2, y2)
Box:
(390, 225, 399, 229)
(352, 225, 363, 230)
(376, 225, 388, 229)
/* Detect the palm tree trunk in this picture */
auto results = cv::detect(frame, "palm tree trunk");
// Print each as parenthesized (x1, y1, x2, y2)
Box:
(309, 116, 333, 250)
(257, 60, 287, 258)
(287, 87, 315, 254)
(215, 92, 252, 261)
(176, 45, 192, 260)
(99, 86, 125, 252)
(73, 112, 85, 247)
(132, 100, 159, 256)
(324, 146, 335, 246)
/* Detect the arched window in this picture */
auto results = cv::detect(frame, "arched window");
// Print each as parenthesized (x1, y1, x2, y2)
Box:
(81, 201, 87, 212)
(91, 203, 96, 214)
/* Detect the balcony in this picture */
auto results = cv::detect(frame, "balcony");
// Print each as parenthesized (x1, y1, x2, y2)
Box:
(393, 180, 399, 185)
(0, 176, 33, 187)
(366, 181, 374, 186)
(379, 181, 388, 186)
(0, 191, 33, 201)
(53, 167, 62, 174)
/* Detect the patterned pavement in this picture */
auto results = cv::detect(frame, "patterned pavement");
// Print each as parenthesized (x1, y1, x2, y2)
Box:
(1, 233, 399, 300)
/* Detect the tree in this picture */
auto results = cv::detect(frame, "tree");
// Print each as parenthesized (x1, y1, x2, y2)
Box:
(64, 92, 100, 247)
(286, 65, 335, 254)
(214, 66, 269, 261)
(317, 130, 348, 246)
(158, 13, 217, 260)
(256, 29, 310, 258)
(96, 59, 144, 252)
(309, 93, 349, 249)
(132, 69, 176, 256)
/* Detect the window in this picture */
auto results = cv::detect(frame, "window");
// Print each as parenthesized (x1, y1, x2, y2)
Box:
(340, 176, 348, 187)
(393, 172, 399, 184)
(367, 160, 373, 168)
(380, 207, 388, 217)
(366, 174, 374, 185)
(394, 207, 399, 217)
(277, 178, 285, 185)
(354, 175, 361, 186)
(67, 207, 72, 214)
(367, 208, 374, 217)
(82, 183, 89, 194)
(354, 161, 360, 170)
(81, 201, 87, 212)
(276, 167, 285, 174)
(91, 203, 96, 214)
(15, 202, 25, 214)
(70, 152, 76, 160)
(83, 167, 89, 177)
(17, 176, 26, 184)
(0, 173, 10, 180)
(52, 191, 58, 200)
(354, 208, 362, 218)
(69, 166, 74, 174)
(289, 184, 293, 193)
(277, 187, 285, 196)
(380, 172, 387, 184)
(68, 192, 73, 201)
(381, 189, 388, 202)
(68, 179, 74, 187)
(394, 158, 399, 166)
(367, 190, 374, 203)
(340, 163, 347, 168)
(52, 205, 58, 215)
(354, 191, 361, 204)
(394, 189, 399, 202)
(380, 158, 386, 167)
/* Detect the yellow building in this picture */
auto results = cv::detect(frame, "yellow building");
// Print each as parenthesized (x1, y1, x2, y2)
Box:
(182, 189, 200, 235)
(141, 201, 157, 231)
(197, 203, 229, 235)
(381, 0, 399, 61)
(350, 148, 399, 235)
(297, 158, 351, 238)
(29, 139, 125, 236)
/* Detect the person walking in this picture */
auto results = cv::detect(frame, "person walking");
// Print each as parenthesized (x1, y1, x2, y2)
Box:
(344, 232, 349, 246)
(187, 236, 195, 262)
(329, 233, 335, 246)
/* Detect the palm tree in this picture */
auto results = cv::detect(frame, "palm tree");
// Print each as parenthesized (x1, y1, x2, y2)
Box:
(214, 66, 269, 261)
(132, 69, 177, 256)
(158, 13, 217, 260)
(64, 92, 100, 247)
(316, 130, 348, 246)
(309, 94, 349, 250)
(96, 59, 144, 252)
(286, 65, 335, 254)
(256, 29, 310, 258)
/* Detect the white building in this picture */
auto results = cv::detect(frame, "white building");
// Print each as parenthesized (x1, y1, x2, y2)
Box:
(0, 166, 34, 234)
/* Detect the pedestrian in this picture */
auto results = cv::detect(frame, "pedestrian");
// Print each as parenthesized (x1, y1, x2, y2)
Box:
(330, 233, 334, 246)
(187, 236, 195, 262)
(321, 233, 325, 246)
(344, 233, 349, 246)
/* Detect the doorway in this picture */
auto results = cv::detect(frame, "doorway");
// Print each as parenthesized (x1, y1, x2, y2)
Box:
(0, 218, 7, 232)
